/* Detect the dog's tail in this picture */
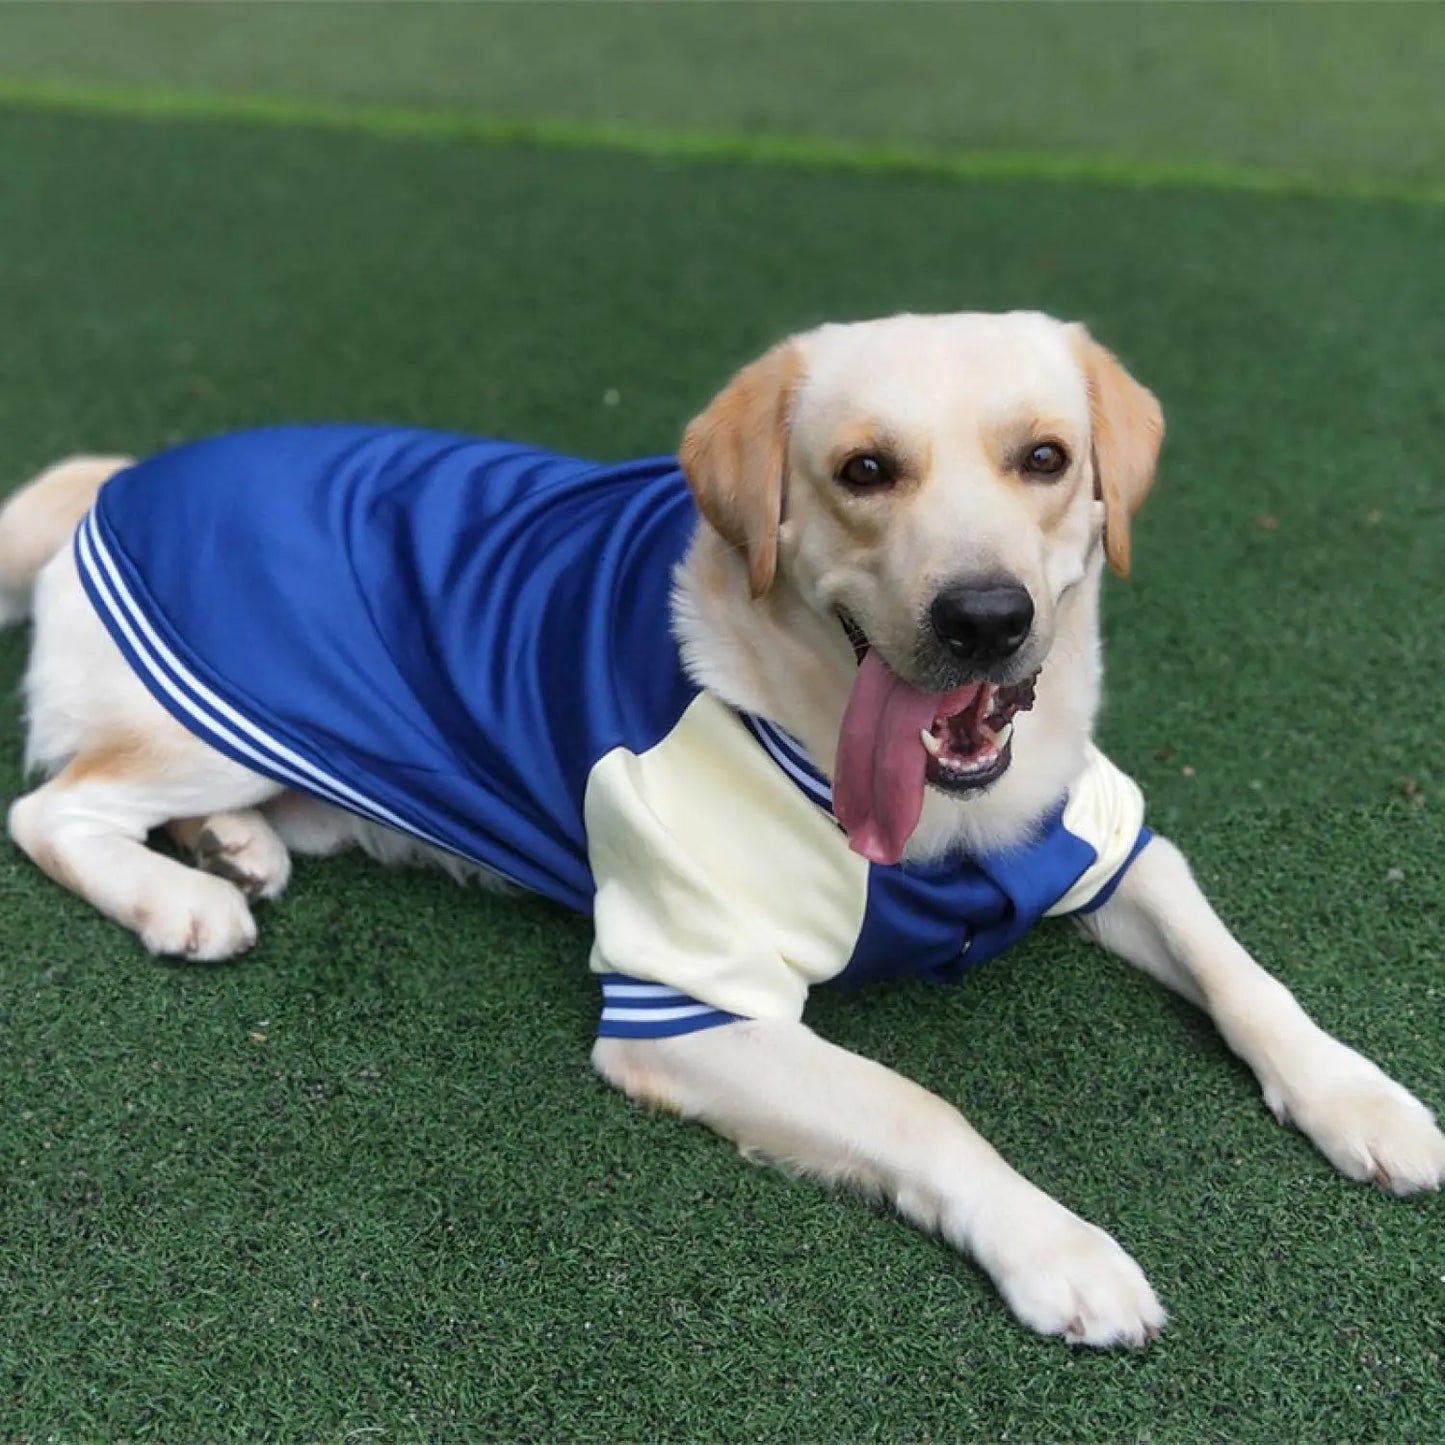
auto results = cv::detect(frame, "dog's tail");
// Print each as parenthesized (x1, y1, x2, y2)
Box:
(0, 455, 131, 626)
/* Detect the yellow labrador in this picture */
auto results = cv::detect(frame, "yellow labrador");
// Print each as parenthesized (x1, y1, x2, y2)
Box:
(2, 311, 1440, 1348)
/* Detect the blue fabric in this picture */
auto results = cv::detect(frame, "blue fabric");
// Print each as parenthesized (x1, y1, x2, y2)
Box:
(839, 808, 1098, 987)
(81, 425, 699, 911)
(741, 717, 1147, 987)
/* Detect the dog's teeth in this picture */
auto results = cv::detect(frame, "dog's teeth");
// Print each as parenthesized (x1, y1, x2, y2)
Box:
(995, 721, 1013, 748)
(920, 728, 943, 757)
(940, 753, 990, 776)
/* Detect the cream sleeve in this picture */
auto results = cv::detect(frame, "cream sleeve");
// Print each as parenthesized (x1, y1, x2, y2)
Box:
(584, 696, 870, 1022)
(1044, 744, 1150, 917)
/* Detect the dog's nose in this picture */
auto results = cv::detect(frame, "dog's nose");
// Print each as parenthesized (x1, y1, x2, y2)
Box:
(929, 583, 1034, 664)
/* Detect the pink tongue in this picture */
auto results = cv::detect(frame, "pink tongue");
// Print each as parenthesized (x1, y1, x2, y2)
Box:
(833, 652, 979, 865)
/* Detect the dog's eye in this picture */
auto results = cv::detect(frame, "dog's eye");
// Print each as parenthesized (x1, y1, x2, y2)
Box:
(1021, 442, 1069, 478)
(837, 453, 896, 489)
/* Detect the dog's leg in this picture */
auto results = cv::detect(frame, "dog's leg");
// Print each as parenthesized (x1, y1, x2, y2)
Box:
(263, 791, 364, 858)
(9, 730, 283, 960)
(168, 809, 293, 900)
(594, 1021, 1165, 1347)
(1080, 835, 1445, 1193)
(11, 540, 286, 957)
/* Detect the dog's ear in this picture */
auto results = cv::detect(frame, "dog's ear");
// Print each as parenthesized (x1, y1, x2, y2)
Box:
(1068, 326, 1164, 578)
(679, 341, 802, 598)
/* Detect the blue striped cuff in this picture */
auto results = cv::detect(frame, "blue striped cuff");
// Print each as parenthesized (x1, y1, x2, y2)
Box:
(596, 974, 743, 1039)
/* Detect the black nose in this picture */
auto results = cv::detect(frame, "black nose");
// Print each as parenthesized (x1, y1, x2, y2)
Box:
(929, 583, 1035, 664)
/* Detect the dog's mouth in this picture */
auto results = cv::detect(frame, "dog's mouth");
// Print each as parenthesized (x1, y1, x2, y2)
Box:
(919, 674, 1037, 794)
(831, 609, 1039, 864)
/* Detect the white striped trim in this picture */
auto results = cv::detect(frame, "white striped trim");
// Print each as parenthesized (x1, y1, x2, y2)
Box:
(595, 973, 741, 1036)
(600, 982, 694, 1001)
(757, 717, 816, 772)
(77, 509, 463, 860)
(599, 1003, 719, 1025)
(738, 713, 833, 810)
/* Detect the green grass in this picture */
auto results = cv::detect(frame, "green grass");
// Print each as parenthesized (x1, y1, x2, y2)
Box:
(0, 49, 1442, 1445)
(2, 1, 1444, 190)
(4, 75, 1442, 209)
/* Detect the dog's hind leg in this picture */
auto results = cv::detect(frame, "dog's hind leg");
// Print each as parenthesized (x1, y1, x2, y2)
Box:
(169, 788, 367, 898)
(9, 727, 284, 960)
(10, 539, 284, 959)
(263, 791, 364, 859)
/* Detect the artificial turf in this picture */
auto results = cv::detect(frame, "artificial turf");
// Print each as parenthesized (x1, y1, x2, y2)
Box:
(0, 85, 1441, 1445)
(3, 1, 1444, 192)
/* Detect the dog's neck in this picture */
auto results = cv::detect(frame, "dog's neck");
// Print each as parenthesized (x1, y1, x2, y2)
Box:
(671, 527, 1105, 859)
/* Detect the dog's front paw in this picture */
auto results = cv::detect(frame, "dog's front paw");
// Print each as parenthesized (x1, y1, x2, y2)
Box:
(195, 812, 291, 900)
(976, 1196, 1165, 1348)
(135, 872, 258, 961)
(1265, 1040, 1445, 1195)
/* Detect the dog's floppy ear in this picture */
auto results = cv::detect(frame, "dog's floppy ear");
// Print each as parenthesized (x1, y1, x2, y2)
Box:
(1068, 325, 1164, 578)
(679, 341, 802, 598)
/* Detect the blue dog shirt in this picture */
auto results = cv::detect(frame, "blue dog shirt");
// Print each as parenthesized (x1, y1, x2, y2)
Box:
(77, 425, 1149, 1038)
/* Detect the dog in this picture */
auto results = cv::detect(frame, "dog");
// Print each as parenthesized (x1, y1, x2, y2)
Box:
(2, 311, 1441, 1347)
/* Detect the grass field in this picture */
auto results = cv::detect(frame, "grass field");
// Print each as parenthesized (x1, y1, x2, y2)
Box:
(0, 6, 1442, 1441)
(4, 1, 1445, 191)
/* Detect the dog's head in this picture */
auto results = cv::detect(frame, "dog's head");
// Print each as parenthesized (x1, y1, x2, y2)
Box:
(680, 311, 1163, 863)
